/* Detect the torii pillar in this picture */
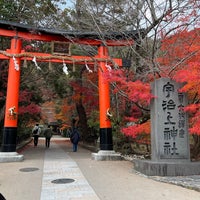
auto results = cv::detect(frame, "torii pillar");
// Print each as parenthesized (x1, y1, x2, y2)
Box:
(0, 37, 24, 162)
(92, 44, 121, 160)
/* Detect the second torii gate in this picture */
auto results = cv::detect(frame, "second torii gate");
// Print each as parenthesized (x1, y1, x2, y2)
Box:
(0, 20, 138, 161)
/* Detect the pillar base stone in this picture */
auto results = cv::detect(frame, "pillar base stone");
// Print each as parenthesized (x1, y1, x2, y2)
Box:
(92, 150, 122, 161)
(133, 159, 200, 176)
(0, 152, 24, 163)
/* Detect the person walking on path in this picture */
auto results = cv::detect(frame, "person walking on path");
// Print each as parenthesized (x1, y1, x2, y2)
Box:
(43, 125, 53, 148)
(70, 127, 80, 152)
(32, 123, 41, 146)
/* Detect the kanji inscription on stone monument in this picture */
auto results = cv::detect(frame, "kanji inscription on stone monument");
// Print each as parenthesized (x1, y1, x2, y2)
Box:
(151, 78, 190, 161)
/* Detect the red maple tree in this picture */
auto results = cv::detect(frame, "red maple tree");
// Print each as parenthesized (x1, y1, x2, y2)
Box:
(159, 28, 200, 135)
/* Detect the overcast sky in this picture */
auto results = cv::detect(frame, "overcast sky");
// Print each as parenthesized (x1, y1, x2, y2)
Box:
(59, 0, 74, 10)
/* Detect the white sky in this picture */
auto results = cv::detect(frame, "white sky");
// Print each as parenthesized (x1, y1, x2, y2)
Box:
(59, 0, 74, 9)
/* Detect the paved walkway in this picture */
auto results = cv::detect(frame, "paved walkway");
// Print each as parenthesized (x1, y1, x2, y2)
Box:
(1, 136, 200, 200)
(40, 141, 99, 200)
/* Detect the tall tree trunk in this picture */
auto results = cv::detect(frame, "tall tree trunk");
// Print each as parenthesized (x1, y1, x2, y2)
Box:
(0, 105, 5, 122)
(76, 100, 89, 142)
(75, 66, 89, 142)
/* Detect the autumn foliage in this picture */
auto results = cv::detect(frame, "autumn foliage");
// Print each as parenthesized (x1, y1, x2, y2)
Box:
(158, 28, 200, 135)
(19, 90, 41, 115)
(103, 68, 152, 142)
(101, 26, 200, 144)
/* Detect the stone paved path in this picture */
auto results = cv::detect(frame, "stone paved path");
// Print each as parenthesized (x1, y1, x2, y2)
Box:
(40, 142, 99, 200)
(0, 136, 200, 200)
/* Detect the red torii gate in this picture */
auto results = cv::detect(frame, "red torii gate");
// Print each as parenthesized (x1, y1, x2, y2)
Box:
(0, 20, 137, 160)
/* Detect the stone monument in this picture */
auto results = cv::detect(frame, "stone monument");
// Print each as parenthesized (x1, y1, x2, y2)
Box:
(133, 78, 200, 176)
(151, 78, 190, 161)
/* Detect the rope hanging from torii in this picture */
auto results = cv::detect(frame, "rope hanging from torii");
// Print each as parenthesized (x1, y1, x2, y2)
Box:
(0, 50, 120, 67)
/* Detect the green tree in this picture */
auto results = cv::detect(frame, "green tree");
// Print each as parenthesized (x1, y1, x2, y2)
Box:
(0, 0, 67, 27)
(0, 0, 69, 142)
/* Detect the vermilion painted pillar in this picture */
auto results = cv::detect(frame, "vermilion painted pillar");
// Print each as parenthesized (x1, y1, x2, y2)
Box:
(1, 38, 22, 152)
(98, 45, 113, 150)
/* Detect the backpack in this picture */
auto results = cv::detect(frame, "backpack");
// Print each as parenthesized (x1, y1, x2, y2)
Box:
(33, 128, 38, 135)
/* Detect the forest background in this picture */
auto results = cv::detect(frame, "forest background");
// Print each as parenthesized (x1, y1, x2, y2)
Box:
(0, 0, 200, 159)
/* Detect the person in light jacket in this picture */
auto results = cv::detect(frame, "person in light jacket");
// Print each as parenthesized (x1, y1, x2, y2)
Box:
(32, 123, 41, 147)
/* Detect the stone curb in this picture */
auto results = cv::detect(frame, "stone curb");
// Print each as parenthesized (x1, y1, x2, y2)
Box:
(16, 137, 33, 150)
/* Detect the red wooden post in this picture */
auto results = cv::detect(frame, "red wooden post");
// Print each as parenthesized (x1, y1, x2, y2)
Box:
(1, 38, 22, 152)
(98, 45, 113, 150)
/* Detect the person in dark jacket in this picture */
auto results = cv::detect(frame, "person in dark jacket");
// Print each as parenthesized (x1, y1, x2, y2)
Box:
(70, 128, 80, 152)
(43, 125, 53, 148)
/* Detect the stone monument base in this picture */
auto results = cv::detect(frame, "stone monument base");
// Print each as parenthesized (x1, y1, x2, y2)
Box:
(0, 152, 24, 163)
(92, 150, 122, 161)
(133, 159, 200, 176)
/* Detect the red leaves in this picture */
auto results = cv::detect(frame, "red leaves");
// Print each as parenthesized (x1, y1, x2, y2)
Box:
(121, 121, 151, 144)
(158, 28, 200, 76)
(157, 27, 200, 135)
(18, 90, 41, 116)
(184, 104, 200, 113)
(102, 69, 153, 139)
(127, 80, 152, 105)
(174, 62, 200, 95)
(180, 103, 200, 135)
(19, 103, 41, 115)
(19, 90, 32, 102)
(70, 72, 99, 114)
(104, 69, 153, 106)
(121, 125, 137, 138)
